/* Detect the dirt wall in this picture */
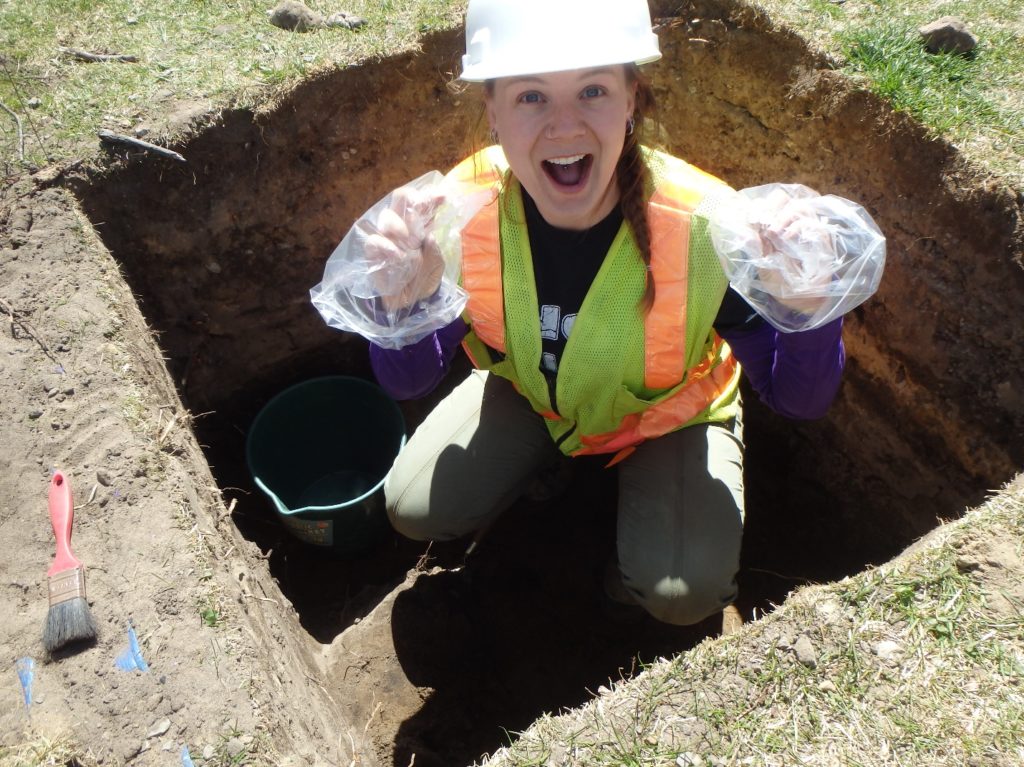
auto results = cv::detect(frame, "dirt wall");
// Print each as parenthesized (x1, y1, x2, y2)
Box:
(73, 12, 1024, 575)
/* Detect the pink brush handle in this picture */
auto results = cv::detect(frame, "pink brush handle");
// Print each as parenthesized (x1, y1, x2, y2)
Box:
(47, 470, 81, 577)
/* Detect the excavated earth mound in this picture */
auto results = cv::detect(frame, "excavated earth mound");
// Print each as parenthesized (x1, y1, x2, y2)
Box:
(1, 1, 1021, 765)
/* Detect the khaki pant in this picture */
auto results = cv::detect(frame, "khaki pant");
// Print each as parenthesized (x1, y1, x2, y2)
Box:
(384, 370, 745, 625)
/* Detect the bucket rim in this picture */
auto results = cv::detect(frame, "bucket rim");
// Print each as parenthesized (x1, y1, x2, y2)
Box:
(252, 452, 403, 516)
(245, 374, 406, 516)
(245, 375, 404, 465)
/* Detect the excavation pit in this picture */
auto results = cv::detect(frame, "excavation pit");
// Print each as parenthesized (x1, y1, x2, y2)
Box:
(71, 6, 1023, 766)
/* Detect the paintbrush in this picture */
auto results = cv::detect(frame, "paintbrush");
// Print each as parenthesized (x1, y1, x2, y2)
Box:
(42, 470, 97, 653)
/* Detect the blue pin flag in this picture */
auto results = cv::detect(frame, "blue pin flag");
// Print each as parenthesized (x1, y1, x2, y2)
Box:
(15, 657, 34, 708)
(181, 746, 196, 767)
(114, 623, 150, 672)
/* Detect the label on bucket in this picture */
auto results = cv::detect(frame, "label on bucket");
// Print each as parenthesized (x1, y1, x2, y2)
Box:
(281, 515, 334, 547)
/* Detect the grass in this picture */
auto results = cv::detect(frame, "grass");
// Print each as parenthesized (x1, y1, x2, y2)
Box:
(748, 0, 1024, 184)
(840, 21, 1023, 169)
(0, 0, 465, 169)
(482, 480, 1024, 766)
(0, 735, 95, 767)
(2, 0, 1021, 183)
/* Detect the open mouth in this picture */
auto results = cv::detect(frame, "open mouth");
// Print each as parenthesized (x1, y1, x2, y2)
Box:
(542, 154, 593, 189)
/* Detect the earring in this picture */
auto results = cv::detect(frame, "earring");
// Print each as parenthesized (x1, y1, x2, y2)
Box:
(626, 116, 635, 136)
(489, 128, 499, 145)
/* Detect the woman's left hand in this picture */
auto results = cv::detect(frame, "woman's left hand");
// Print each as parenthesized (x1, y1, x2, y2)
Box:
(751, 190, 836, 316)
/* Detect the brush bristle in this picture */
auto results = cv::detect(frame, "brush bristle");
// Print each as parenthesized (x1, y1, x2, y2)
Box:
(43, 598, 98, 653)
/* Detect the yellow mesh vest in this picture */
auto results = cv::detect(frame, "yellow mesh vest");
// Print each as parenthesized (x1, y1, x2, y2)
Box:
(458, 148, 740, 456)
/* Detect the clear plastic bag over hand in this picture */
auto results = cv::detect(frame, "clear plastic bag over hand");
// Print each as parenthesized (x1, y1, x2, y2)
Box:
(310, 171, 492, 349)
(707, 183, 886, 333)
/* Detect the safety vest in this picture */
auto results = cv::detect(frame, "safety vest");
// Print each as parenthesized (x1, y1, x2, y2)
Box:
(447, 146, 741, 464)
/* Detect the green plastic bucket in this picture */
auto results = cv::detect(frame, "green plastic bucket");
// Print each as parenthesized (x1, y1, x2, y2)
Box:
(245, 376, 405, 555)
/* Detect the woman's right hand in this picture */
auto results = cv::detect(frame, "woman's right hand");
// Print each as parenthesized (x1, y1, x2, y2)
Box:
(364, 186, 447, 311)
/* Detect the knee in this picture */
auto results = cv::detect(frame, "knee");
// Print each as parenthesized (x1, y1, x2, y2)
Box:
(637, 574, 737, 627)
(385, 499, 460, 542)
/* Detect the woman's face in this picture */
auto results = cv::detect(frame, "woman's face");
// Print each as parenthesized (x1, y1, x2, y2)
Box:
(486, 66, 636, 231)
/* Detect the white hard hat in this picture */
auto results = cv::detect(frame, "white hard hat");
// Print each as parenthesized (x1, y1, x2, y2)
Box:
(460, 0, 662, 82)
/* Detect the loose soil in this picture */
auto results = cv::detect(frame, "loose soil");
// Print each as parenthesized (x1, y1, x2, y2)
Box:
(2, 1, 1022, 766)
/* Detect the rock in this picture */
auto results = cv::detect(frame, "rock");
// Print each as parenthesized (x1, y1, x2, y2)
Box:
(873, 639, 902, 661)
(225, 736, 246, 757)
(919, 16, 978, 55)
(792, 634, 818, 668)
(97, 469, 112, 486)
(268, 0, 324, 32)
(325, 11, 366, 29)
(146, 718, 171, 738)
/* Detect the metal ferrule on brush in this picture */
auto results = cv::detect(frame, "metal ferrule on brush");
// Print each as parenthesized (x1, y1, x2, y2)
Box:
(48, 566, 87, 607)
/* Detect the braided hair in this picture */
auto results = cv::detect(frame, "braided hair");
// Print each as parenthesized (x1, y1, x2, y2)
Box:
(616, 65, 658, 313)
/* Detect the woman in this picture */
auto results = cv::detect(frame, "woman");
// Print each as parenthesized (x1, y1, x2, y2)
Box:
(359, 0, 844, 627)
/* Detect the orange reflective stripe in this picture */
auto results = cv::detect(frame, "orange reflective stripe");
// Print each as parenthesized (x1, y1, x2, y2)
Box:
(644, 183, 691, 390)
(573, 339, 738, 458)
(461, 201, 505, 353)
(452, 147, 507, 354)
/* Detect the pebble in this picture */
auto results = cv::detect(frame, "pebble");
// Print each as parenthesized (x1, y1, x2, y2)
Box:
(146, 718, 171, 738)
(874, 640, 902, 661)
(325, 11, 366, 29)
(792, 635, 818, 668)
(97, 469, 112, 486)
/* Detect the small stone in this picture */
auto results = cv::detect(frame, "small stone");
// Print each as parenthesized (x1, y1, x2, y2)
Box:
(97, 470, 112, 486)
(919, 16, 978, 55)
(126, 16, 138, 24)
(268, 0, 324, 32)
(818, 680, 837, 693)
(147, 718, 171, 738)
(325, 11, 367, 29)
(677, 754, 705, 767)
(27, 97, 42, 108)
(226, 736, 247, 757)
(202, 745, 216, 759)
(874, 640, 901, 661)
(792, 635, 818, 668)
(28, 409, 43, 419)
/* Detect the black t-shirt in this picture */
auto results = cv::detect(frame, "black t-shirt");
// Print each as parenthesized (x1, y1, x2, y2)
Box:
(524, 189, 762, 378)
